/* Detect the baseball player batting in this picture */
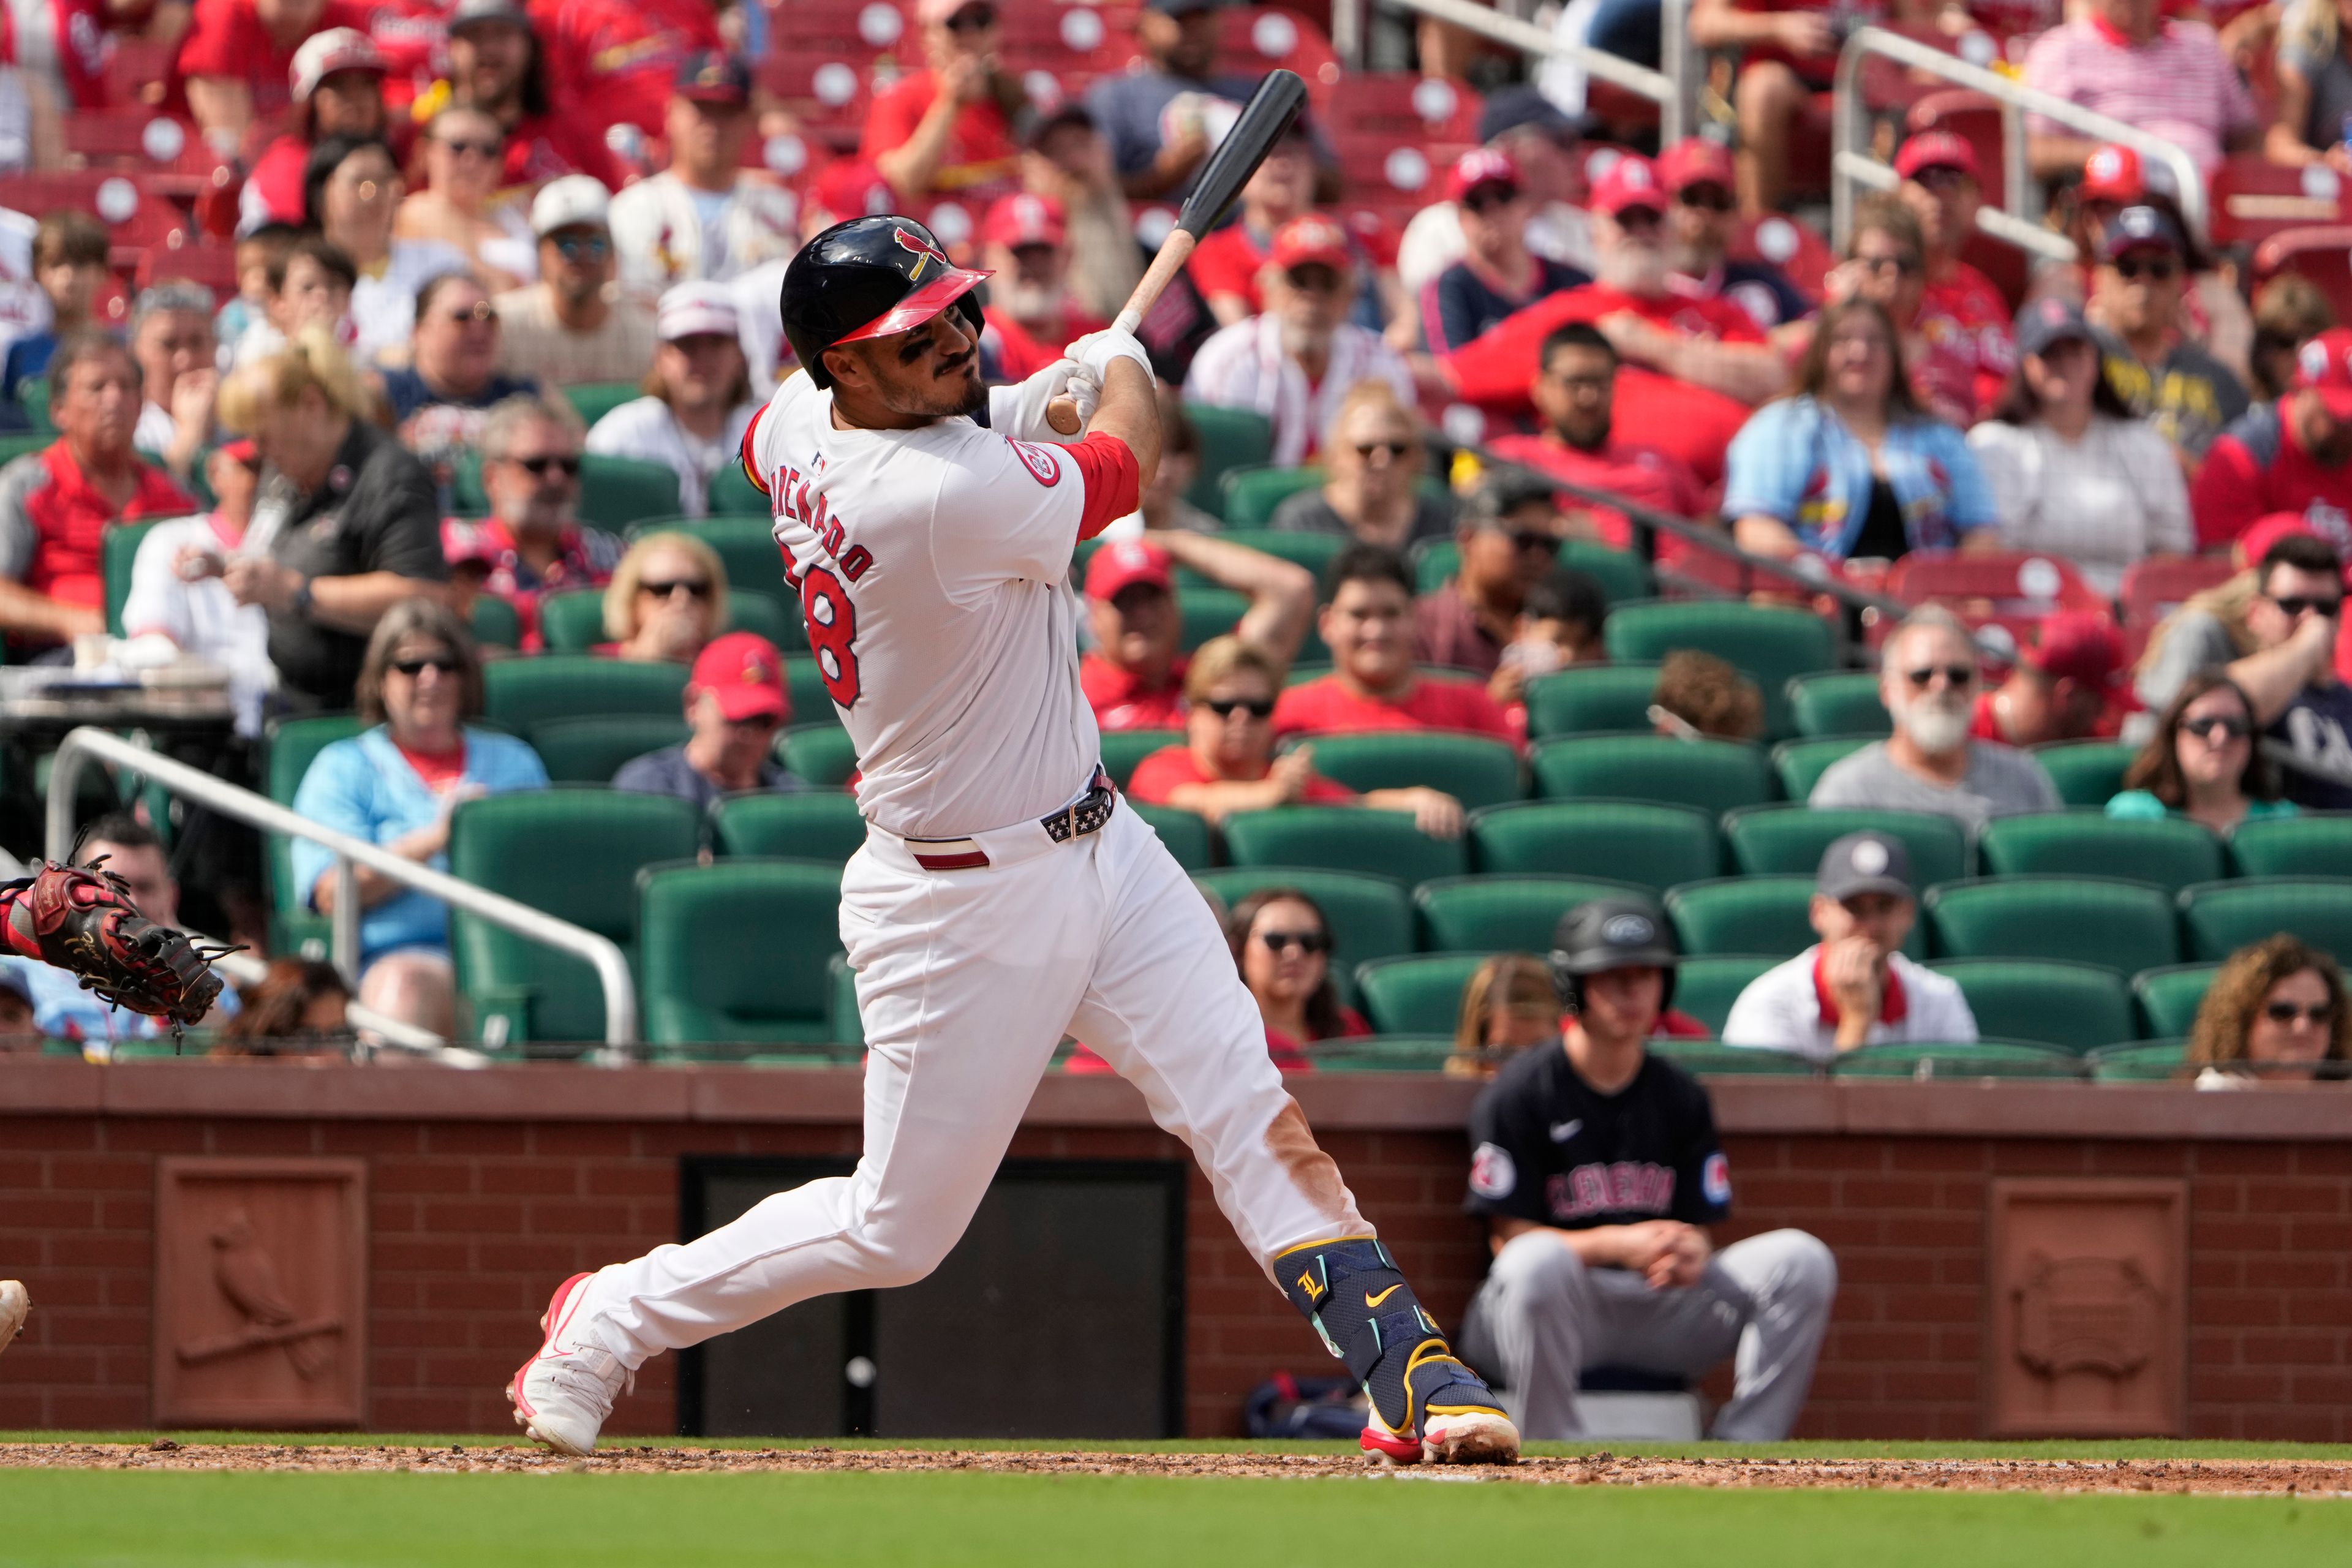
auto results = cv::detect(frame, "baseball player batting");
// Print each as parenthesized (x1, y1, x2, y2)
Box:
(506, 213, 1518, 1466)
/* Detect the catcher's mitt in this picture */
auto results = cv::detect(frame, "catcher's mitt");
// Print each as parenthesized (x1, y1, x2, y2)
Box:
(1, 859, 233, 1031)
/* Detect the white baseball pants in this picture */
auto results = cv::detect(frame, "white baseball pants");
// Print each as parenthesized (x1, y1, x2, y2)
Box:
(579, 800, 1370, 1368)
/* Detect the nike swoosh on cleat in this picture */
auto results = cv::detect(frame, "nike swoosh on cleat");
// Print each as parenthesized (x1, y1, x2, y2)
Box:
(1365, 1283, 1405, 1308)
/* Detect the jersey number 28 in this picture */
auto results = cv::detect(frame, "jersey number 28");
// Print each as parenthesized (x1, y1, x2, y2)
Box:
(799, 565, 861, 708)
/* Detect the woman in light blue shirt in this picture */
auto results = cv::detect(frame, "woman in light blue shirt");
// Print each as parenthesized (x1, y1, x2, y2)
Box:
(1724, 298, 2000, 564)
(291, 598, 546, 1037)
(2108, 669, 2297, 832)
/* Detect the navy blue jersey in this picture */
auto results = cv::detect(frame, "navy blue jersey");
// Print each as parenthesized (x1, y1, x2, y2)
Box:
(1464, 1043, 1730, 1230)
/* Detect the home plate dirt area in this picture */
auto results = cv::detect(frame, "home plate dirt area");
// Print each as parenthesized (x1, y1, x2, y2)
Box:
(4, 1442, 2350, 1494)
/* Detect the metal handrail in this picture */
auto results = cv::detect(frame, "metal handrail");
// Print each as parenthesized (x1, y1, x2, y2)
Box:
(1348, 0, 1693, 145)
(1830, 24, 2208, 262)
(44, 726, 638, 1050)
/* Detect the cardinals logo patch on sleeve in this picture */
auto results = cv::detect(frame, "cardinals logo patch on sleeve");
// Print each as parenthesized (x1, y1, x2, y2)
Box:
(1007, 439, 1061, 488)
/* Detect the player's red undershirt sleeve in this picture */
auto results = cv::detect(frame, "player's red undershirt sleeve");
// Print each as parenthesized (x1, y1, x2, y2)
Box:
(738, 404, 769, 496)
(1066, 431, 1141, 541)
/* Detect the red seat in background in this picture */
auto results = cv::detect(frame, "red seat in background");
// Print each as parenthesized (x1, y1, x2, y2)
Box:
(2252, 224, 2352, 325)
(2215, 162, 2351, 252)
(2119, 554, 2236, 631)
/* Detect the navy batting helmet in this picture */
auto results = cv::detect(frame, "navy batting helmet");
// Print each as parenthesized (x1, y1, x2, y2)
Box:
(1548, 897, 1680, 1013)
(779, 215, 991, 389)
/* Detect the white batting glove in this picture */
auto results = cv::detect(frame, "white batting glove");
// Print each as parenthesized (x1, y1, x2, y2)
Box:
(987, 357, 1093, 444)
(1062, 361, 1102, 425)
(1067, 326, 1155, 384)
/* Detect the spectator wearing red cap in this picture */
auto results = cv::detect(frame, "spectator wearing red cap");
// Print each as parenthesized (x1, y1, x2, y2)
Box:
(1021, 104, 1142, 326)
(1482, 320, 1708, 553)
(1274, 543, 1515, 744)
(2022, 0, 2259, 178)
(239, 29, 397, 234)
(1420, 148, 1590, 358)
(1184, 215, 1417, 469)
(494, 176, 660, 388)
(609, 53, 798, 293)
(1186, 118, 1405, 339)
(587, 283, 757, 518)
(1079, 533, 1316, 730)
(2269, 0, 2352, 173)
(1971, 611, 2138, 745)
(613, 631, 809, 810)
(1446, 154, 1786, 488)
(977, 194, 1107, 382)
(1659, 137, 1810, 330)
(1397, 86, 1597, 298)
(1969, 296, 2191, 595)
(2194, 328, 2352, 549)
(529, 0, 723, 139)
(864, 0, 1023, 204)
(444, 391, 620, 650)
(175, 0, 371, 143)
(2088, 204, 2250, 462)
(122, 440, 274, 737)
(437, 0, 623, 191)
(1890, 133, 2015, 423)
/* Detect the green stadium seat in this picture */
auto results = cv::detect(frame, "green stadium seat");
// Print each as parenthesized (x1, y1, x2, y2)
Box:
(484, 655, 687, 733)
(706, 464, 766, 516)
(1674, 955, 1776, 1036)
(1355, 952, 1488, 1035)
(263, 713, 366, 960)
(1193, 869, 1415, 986)
(1180, 586, 1249, 652)
(1665, 876, 1816, 958)
(779, 723, 858, 788)
(828, 951, 862, 1046)
(1721, 805, 1971, 886)
(1302, 731, 1524, 810)
(104, 518, 164, 637)
(561, 380, 640, 427)
(2086, 1039, 2187, 1082)
(1098, 728, 1182, 790)
(527, 715, 688, 784)
(1525, 663, 1661, 739)
(2228, 813, 2352, 879)
(1647, 1038, 1817, 1076)
(2177, 878, 2352, 961)
(712, 790, 868, 863)
(1602, 601, 1839, 738)
(1977, 811, 2225, 896)
(1830, 1041, 2082, 1079)
(1131, 802, 1212, 871)
(1210, 529, 1349, 580)
(1219, 466, 1323, 530)
(1924, 876, 2180, 973)
(448, 789, 701, 1044)
(579, 453, 694, 529)
(1414, 873, 1652, 952)
(1468, 801, 1721, 890)
(1223, 805, 1468, 884)
(1924, 959, 2135, 1053)
(1310, 1034, 1457, 1072)
(1531, 734, 1776, 815)
(2133, 962, 2219, 1039)
(2030, 741, 2137, 807)
(537, 588, 612, 653)
(1183, 405, 1276, 517)
(1785, 670, 1889, 739)
(638, 859, 845, 1054)
(470, 592, 522, 649)
(1771, 736, 1874, 800)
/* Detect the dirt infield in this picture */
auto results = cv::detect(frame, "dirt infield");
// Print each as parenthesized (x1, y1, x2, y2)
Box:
(2, 1443, 2348, 1494)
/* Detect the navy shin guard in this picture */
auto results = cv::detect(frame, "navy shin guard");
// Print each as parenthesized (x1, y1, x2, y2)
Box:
(1272, 1236, 1501, 1441)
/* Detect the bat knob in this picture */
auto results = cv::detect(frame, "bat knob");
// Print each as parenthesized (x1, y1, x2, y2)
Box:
(1045, 397, 1082, 436)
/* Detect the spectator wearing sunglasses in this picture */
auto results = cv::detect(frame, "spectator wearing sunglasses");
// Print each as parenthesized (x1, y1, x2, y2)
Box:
(1229, 887, 1371, 1064)
(443, 394, 620, 650)
(1398, 88, 1597, 300)
(599, 531, 727, 664)
(615, 631, 807, 810)
(1420, 149, 1590, 359)
(292, 598, 548, 1038)
(121, 439, 277, 737)
(2187, 935, 2351, 1086)
(1418, 475, 1569, 697)
(862, 0, 1023, 206)
(2193, 328, 2352, 551)
(586, 284, 756, 518)
(2086, 205, 2248, 464)
(1269, 382, 1455, 551)
(494, 178, 658, 390)
(1128, 635, 1460, 829)
(2226, 532, 2352, 809)
(1657, 138, 1808, 332)
(1888, 135, 2015, 424)
(1811, 608, 2059, 832)
(394, 107, 535, 293)
(383, 272, 535, 432)
(1079, 537, 1314, 731)
(2108, 669, 2293, 831)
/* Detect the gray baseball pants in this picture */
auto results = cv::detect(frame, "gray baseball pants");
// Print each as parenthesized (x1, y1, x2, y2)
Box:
(1456, 1227, 1837, 1441)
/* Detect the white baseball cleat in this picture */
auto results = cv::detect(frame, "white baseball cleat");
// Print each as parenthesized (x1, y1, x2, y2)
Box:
(0, 1280, 26, 1358)
(508, 1272, 631, 1456)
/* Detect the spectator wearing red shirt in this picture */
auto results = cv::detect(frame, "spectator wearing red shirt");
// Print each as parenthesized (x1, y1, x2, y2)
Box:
(176, 0, 366, 144)
(1659, 138, 1811, 331)
(1276, 543, 1517, 743)
(241, 29, 399, 233)
(1188, 118, 1317, 326)
(1417, 474, 1575, 700)
(1483, 321, 1709, 553)
(976, 194, 1105, 382)
(1890, 134, 2015, 424)
(1080, 535, 1316, 732)
(529, 0, 721, 138)
(0, 332, 194, 647)
(2195, 328, 2352, 551)
(442, 392, 622, 650)
(1420, 148, 1590, 358)
(1969, 610, 2137, 744)
(440, 0, 621, 191)
(862, 0, 1023, 205)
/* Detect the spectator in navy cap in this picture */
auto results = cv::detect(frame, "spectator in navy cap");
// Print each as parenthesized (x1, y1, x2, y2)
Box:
(2087, 203, 2248, 464)
(609, 51, 799, 291)
(1085, 0, 1261, 202)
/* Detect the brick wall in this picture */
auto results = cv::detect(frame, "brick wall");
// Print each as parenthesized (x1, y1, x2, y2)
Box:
(2, 1064, 2347, 1439)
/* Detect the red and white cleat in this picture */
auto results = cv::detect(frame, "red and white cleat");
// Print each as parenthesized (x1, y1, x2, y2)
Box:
(0, 1280, 26, 1359)
(508, 1272, 631, 1457)
(1360, 1341, 1521, 1466)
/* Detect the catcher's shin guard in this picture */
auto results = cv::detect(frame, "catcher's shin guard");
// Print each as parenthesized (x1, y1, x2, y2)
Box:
(1273, 1237, 1517, 1464)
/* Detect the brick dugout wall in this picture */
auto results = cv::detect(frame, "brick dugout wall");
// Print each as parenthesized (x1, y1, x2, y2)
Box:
(1, 1063, 2347, 1439)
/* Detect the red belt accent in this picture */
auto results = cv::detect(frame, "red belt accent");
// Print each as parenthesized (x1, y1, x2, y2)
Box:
(912, 848, 990, 871)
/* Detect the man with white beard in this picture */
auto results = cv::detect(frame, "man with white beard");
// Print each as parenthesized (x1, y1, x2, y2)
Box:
(1809, 608, 2060, 833)
(977, 193, 1106, 382)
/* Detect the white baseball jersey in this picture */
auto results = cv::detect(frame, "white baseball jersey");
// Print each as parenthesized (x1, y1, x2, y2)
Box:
(742, 373, 1136, 839)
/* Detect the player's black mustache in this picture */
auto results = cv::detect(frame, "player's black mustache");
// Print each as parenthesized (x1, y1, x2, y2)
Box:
(937, 347, 976, 377)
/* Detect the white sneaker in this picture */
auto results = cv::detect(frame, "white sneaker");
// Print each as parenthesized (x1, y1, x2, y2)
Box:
(0, 1280, 26, 1358)
(508, 1272, 631, 1456)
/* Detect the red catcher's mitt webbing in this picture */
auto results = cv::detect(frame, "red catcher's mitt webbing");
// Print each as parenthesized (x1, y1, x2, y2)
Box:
(0, 859, 230, 1031)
